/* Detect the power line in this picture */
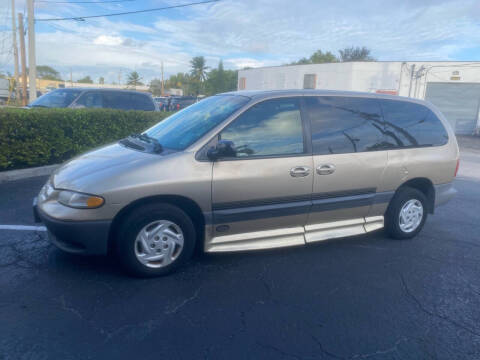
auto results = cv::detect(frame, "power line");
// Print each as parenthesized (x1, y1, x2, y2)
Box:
(35, 0, 220, 21)
(36, 0, 135, 3)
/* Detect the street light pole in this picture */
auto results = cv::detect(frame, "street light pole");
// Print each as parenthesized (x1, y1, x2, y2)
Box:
(27, 0, 37, 102)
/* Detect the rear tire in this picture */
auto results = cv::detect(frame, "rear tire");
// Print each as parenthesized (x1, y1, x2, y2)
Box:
(385, 187, 428, 240)
(116, 203, 196, 277)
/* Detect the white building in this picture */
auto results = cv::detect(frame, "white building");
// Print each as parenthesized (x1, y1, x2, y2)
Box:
(238, 61, 480, 134)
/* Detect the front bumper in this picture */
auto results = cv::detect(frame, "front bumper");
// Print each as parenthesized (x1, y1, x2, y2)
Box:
(34, 197, 111, 255)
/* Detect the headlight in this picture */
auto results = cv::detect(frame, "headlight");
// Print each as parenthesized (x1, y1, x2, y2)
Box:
(39, 179, 56, 201)
(58, 190, 104, 209)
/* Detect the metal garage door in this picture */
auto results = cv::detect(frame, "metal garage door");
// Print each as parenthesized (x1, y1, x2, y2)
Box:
(425, 82, 480, 134)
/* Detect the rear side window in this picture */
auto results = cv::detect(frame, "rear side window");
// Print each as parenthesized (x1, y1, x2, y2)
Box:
(304, 96, 386, 155)
(380, 100, 448, 148)
(103, 92, 130, 110)
(131, 93, 155, 111)
(219, 98, 304, 157)
(76, 92, 103, 108)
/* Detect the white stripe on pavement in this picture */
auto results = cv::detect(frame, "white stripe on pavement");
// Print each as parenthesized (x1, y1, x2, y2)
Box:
(0, 225, 47, 231)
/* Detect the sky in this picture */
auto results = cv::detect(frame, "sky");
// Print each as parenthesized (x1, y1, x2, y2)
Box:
(0, 0, 480, 84)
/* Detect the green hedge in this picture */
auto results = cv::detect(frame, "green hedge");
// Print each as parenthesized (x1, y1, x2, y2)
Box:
(0, 108, 171, 171)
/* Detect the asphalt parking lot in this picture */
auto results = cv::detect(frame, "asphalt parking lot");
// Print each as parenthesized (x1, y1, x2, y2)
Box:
(1, 141, 480, 359)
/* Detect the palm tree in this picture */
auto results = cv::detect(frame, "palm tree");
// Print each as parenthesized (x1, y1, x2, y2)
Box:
(190, 56, 209, 82)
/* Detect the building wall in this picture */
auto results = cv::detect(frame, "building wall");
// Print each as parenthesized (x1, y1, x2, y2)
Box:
(238, 63, 355, 91)
(238, 61, 480, 100)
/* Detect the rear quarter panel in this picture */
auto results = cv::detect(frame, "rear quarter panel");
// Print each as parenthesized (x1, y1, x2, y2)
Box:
(369, 100, 459, 217)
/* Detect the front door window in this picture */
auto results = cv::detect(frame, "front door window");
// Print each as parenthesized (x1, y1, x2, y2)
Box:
(219, 98, 305, 158)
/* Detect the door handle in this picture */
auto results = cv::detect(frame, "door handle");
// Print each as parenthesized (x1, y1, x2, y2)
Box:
(316, 164, 336, 175)
(290, 166, 310, 177)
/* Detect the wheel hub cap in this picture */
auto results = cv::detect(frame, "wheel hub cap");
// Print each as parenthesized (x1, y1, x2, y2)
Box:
(134, 220, 184, 268)
(399, 199, 423, 233)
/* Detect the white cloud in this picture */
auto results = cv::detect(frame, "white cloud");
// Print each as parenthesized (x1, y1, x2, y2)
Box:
(224, 58, 274, 69)
(93, 35, 123, 46)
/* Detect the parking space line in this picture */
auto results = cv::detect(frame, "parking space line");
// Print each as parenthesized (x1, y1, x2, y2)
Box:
(0, 225, 47, 231)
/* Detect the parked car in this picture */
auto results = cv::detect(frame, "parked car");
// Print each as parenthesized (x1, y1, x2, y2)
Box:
(154, 96, 170, 111)
(28, 88, 158, 111)
(169, 96, 197, 111)
(34, 90, 459, 277)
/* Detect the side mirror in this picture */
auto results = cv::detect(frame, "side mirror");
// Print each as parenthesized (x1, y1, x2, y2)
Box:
(207, 140, 236, 161)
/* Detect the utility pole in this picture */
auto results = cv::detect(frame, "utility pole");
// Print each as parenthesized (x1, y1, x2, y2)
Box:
(70, 68, 73, 86)
(27, 0, 37, 102)
(11, 0, 20, 102)
(161, 61, 164, 96)
(18, 13, 27, 106)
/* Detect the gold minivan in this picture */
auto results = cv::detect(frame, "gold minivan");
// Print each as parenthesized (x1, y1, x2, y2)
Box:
(34, 90, 459, 277)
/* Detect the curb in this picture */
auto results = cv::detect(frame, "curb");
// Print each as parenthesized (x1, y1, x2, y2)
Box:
(0, 164, 59, 183)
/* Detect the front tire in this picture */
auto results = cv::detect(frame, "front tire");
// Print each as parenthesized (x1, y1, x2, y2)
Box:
(116, 203, 196, 277)
(385, 187, 428, 240)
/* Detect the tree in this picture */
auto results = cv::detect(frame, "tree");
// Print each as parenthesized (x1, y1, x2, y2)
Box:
(205, 60, 237, 95)
(77, 76, 93, 84)
(99, 77, 105, 85)
(126, 71, 143, 88)
(205, 60, 225, 95)
(190, 56, 209, 95)
(310, 50, 338, 64)
(165, 72, 193, 95)
(338, 46, 375, 62)
(190, 56, 209, 82)
(149, 78, 163, 96)
(290, 50, 338, 65)
(37, 65, 62, 81)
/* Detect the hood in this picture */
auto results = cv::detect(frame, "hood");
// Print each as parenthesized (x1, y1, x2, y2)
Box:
(53, 143, 165, 192)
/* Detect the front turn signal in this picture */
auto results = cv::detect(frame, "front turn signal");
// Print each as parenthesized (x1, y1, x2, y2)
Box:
(58, 190, 105, 209)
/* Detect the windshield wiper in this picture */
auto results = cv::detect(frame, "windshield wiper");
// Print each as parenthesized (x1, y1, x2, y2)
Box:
(119, 137, 146, 151)
(130, 133, 163, 153)
(29, 104, 49, 108)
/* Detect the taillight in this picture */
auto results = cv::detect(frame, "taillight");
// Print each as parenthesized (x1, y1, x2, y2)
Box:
(454, 159, 460, 177)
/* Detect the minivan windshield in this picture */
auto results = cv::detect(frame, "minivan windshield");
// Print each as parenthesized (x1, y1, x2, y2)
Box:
(29, 89, 82, 108)
(145, 95, 250, 150)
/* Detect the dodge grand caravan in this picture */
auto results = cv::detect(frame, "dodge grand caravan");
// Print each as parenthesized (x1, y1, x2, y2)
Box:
(33, 90, 459, 277)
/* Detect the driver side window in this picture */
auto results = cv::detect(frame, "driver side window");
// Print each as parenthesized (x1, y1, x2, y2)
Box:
(219, 98, 304, 158)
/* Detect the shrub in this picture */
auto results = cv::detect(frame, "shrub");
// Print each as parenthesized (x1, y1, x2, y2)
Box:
(0, 108, 171, 171)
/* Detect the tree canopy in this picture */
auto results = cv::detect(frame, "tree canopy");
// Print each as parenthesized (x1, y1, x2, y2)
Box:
(339, 46, 375, 62)
(77, 76, 93, 84)
(290, 50, 339, 65)
(290, 46, 375, 65)
(190, 56, 209, 82)
(149, 79, 163, 96)
(160, 59, 237, 97)
(205, 60, 237, 95)
(127, 71, 143, 87)
(37, 65, 62, 81)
